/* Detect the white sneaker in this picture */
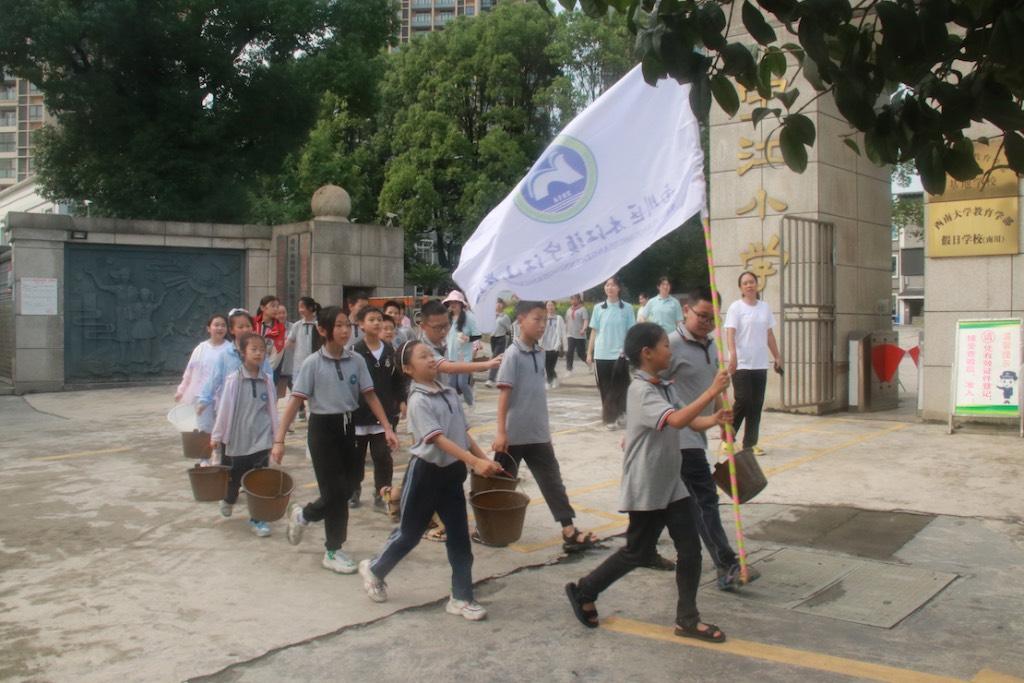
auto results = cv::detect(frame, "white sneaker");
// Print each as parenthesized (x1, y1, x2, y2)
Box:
(286, 503, 306, 546)
(484, 380, 495, 388)
(219, 501, 233, 518)
(545, 382, 551, 391)
(359, 559, 388, 603)
(249, 520, 271, 537)
(446, 597, 487, 621)
(605, 422, 618, 431)
(322, 549, 357, 574)
(551, 377, 559, 389)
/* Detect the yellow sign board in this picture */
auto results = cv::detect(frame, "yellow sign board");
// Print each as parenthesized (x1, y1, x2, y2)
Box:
(926, 197, 1019, 257)
(926, 140, 1020, 258)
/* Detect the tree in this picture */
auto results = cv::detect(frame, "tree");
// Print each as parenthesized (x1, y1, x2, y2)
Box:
(541, 0, 1024, 196)
(376, 3, 564, 270)
(0, 0, 396, 222)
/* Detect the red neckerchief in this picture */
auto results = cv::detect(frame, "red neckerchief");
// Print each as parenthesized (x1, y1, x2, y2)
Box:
(255, 313, 286, 352)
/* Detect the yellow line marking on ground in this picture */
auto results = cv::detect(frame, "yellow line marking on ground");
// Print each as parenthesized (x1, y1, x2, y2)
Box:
(972, 670, 1024, 683)
(602, 617, 968, 683)
(33, 446, 132, 462)
(761, 423, 908, 477)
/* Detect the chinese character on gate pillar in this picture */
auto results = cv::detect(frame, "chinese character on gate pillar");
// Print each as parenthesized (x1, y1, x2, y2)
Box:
(738, 79, 788, 122)
(736, 188, 789, 220)
(737, 137, 784, 176)
(740, 234, 790, 291)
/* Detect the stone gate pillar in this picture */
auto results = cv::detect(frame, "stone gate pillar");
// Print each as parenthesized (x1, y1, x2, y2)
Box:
(709, 26, 892, 413)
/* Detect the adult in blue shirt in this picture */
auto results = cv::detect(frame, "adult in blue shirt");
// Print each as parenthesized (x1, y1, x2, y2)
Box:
(587, 275, 635, 430)
(638, 276, 684, 333)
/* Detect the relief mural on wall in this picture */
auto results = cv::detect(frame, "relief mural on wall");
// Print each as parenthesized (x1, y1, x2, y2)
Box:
(65, 245, 244, 381)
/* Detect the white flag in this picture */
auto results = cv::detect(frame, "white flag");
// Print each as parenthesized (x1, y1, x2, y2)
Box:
(453, 64, 705, 331)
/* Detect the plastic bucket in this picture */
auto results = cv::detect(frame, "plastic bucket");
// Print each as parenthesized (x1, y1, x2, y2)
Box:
(469, 489, 529, 547)
(469, 471, 519, 495)
(188, 465, 230, 502)
(242, 468, 294, 522)
(181, 431, 212, 459)
(712, 448, 768, 504)
(167, 404, 198, 432)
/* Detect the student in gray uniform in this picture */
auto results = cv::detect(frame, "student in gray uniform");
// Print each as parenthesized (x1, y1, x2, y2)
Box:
(490, 300, 598, 553)
(358, 339, 503, 621)
(485, 298, 513, 388)
(668, 287, 761, 590)
(566, 322, 732, 643)
(210, 332, 280, 537)
(272, 306, 398, 575)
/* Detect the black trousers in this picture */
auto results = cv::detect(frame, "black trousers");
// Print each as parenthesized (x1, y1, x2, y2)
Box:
(488, 335, 509, 382)
(595, 358, 629, 424)
(305, 413, 360, 551)
(680, 449, 737, 571)
(507, 442, 575, 526)
(544, 350, 559, 382)
(578, 496, 703, 627)
(223, 449, 270, 515)
(732, 369, 768, 449)
(566, 337, 587, 371)
(371, 458, 474, 600)
(355, 432, 393, 497)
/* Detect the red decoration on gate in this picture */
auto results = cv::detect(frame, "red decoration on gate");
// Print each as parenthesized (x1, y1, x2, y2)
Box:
(871, 344, 905, 383)
(908, 345, 920, 367)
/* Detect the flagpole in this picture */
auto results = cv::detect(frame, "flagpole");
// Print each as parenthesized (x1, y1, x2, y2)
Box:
(701, 215, 751, 584)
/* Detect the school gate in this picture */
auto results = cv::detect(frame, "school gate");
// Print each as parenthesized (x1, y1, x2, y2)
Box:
(0, 184, 404, 393)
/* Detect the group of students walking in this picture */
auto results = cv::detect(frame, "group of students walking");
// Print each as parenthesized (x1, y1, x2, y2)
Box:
(172, 278, 778, 633)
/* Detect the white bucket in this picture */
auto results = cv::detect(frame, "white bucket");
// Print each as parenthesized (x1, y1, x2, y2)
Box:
(167, 404, 198, 433)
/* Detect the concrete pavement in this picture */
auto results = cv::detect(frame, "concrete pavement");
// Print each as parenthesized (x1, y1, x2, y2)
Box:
(0, 363, 1022, 682)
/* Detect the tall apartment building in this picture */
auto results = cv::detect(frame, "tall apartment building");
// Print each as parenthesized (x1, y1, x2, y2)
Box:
(0, 73, 49, 191)
(397, 0, 499, 44)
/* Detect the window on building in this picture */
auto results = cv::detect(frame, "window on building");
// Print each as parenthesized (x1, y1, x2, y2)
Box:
(0, 132, 13, 152)
(891, 255, 897, 275)
(28, 105, 43, 119)
(901, 248, 924, 277)
(465, 6, 475, 14)
(438, 11, 454, 23)
(0, 159, 14, 178)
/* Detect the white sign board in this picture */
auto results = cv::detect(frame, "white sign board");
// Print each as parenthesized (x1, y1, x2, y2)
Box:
(20, 277, 58, 315)
(949, 318, 1023, 436)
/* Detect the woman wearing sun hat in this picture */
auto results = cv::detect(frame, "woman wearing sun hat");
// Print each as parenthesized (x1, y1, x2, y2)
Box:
(442, 290, 482, 409)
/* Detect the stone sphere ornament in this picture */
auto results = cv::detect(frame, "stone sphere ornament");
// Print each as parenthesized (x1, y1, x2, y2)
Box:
(311, 184, 351, 222)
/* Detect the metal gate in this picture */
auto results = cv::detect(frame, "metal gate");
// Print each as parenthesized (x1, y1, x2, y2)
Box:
(64, 244, 244, 382)
(779, 216, 836, 409)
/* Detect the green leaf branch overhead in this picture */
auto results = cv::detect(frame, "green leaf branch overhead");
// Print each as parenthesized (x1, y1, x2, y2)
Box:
(540, 0, 1024, 195)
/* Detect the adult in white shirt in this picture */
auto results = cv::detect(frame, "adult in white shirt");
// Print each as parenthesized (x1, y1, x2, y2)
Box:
(724, 271, 783, 455)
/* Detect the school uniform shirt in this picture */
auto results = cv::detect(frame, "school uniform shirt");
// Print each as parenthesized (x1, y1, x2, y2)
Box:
(211, 367, 279, 457)
(620, 370, 690, 512)
(197, 345, 273, 409)
(418, 332, 451, 383)
(287, 319, 319, 375)
(291, 348, 374, 415)
(540, 315, 566, 353)
(724, 299, 776, 370)
(666, 325, 717, 451)
(176, 340, 231, 406)
(640, 294, 684, 333)
(565, 305, 589, 339)
(589, 300, 636, 360)
(493, 313, 513, 341)
(352, 339, 404, 431)
(495, 338, 551, 445)
(445, 310, 479, 363)
(406, 380, 469, 467)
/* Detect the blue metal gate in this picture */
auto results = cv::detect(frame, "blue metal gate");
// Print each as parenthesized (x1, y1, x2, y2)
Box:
(64, 244, 244, 382)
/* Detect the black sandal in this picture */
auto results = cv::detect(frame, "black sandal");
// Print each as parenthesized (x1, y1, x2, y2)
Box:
(565, 582, 599, 628)
(562, 528, 599, 553)
(674, 621, 726, 643)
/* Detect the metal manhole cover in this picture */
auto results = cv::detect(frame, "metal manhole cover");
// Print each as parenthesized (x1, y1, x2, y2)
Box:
(793, 562, 957, 628)
(712, 548, 861, 606)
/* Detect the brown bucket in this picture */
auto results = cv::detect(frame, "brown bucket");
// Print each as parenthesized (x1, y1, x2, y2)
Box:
(188, 465, 230, 502)
(242, 468, 294, 522)
(181, 431, 212, 459)
(712, 448, 768, 504)
(469, 471, 519, 495)
(469, 489, 529, 547)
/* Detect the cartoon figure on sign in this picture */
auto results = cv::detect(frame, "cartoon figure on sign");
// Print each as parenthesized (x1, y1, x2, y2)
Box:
(995, 370, 1018, 404)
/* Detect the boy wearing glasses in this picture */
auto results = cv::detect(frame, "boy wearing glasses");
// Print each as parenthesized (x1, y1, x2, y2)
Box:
(665, 287, 761, 590)
(418, 300, 501, 380)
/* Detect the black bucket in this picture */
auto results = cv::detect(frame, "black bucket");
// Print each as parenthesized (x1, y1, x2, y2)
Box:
(469, 489, 529, 547)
